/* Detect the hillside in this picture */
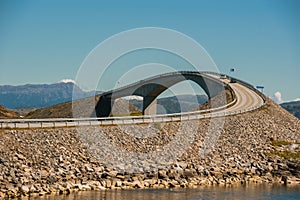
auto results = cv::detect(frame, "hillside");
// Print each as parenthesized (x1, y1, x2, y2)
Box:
(0, 105, 19, 119)
(157, 95, 207, 114)
(25, 96, 141, 119)
(129, 94, 208, 114)
(0, 82, 94, 109)
(25, 94, 208, 118)
(281, 100, 300, 119)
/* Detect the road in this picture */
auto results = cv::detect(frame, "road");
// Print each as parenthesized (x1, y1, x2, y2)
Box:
(223, 82, 264, 113)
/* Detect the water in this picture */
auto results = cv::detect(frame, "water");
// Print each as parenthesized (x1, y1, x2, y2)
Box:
(23, 184, 299, 200)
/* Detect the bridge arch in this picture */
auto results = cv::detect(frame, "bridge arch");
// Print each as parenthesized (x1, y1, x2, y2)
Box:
(95, 71, 226, 117)
(155, 80, 208, 114)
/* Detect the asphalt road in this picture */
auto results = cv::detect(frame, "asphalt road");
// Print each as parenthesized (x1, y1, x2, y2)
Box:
(224, 82, 264, 113)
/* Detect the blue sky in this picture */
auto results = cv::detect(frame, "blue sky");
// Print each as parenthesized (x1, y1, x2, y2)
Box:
(0, 0, 299, 102)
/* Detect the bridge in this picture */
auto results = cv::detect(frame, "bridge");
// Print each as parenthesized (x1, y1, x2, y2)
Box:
(0, 72, 266, 129)
(95, 71, 227, 117)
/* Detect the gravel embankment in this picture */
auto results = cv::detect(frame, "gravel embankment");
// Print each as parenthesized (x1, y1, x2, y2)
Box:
(0, 99, 299, 198)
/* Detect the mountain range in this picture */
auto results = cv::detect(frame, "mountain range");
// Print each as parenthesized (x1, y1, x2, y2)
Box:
(0, 82, 94, 109)
(280, 100, 300, 119)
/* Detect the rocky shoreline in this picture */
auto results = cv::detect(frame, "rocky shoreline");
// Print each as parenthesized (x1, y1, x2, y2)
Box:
(0, 99, 299, 199)
(1, 160, 299, 199)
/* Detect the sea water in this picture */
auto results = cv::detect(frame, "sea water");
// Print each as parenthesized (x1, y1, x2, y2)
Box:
(23, 184, 300, 200)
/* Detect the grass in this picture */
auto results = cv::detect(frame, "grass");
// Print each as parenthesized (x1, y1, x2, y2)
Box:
(130, 112, 143, 116)
(271, 140, 294, 147)
(153, 122, 162, 130)
(272, 150, 300, 160)
(268, 139, 300, 160)
(110, 112, 142, 117)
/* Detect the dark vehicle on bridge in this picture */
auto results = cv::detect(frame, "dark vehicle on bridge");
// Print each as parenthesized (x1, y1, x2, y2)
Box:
(220, 74, 227, 79)
(230, 78, 237, 83)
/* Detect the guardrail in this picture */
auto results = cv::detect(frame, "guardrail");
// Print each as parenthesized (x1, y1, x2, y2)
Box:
(0, 96, 237, 129)
(0, 100, 261, 129)
(0, 72, 266, 129)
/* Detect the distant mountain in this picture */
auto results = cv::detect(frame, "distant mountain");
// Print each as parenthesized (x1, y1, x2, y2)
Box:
(0, 82, 94, 109)
(0, 105, 19, 119)
(157, 95, 208, 114)
(128, 95, 208, 114)
(281, 100, 300, 119)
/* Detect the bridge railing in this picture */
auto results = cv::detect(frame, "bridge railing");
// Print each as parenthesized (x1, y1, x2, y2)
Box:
(99, 70, 225, 97)
(0, 72, 266, 129)
(0, 97, 260, 129)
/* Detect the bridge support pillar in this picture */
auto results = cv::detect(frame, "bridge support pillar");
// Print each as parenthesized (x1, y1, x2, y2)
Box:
(95, 96, 113, 117)
(143, 97, 157, 116)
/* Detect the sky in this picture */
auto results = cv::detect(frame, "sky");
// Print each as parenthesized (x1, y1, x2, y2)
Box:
(0, 0, 299, 102)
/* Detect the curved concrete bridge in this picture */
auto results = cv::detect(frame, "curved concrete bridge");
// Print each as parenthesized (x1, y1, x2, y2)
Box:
(0, 72, 266, 128)
(95, 71, 228, 117)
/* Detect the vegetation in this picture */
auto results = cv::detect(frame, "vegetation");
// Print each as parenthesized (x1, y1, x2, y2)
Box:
(110, 112, 142, 117)
(271, 150, 300, 160)
(271, 140, 294, 147)
(269, 139, 300, 160)
(153, 122, 162, 130)
(130, 112, 142, 116)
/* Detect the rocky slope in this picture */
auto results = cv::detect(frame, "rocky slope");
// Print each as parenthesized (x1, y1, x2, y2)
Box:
(0, 105, 19, 119)
(0, 99, 299, 198)
(25, 94, 207, 119)
(25, 96, 140, 119)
